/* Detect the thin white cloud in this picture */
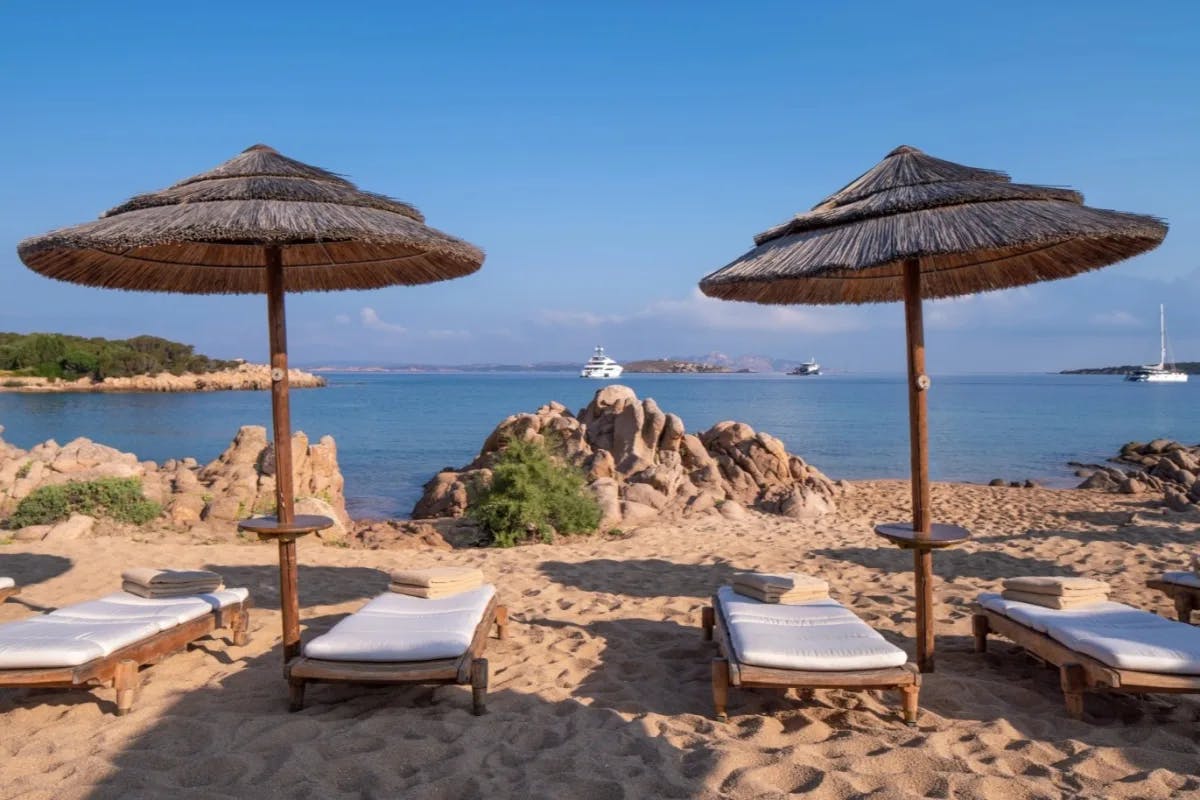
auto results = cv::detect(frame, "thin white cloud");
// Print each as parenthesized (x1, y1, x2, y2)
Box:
(1090, 310, 1140, 328)
(539, 288, 864, 334)
(423, 328, 472, 340)
(359, 307, 407, 335)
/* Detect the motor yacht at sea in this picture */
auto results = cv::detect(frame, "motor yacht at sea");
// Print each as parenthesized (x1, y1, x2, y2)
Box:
(580, 346, 623, 378)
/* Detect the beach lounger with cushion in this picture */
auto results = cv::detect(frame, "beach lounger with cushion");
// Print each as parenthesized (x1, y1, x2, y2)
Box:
(0, 588, 250, 714)
(286, 584, 507, 714)
(0, 578, 18, 603)
(1145, 572, 1199, 623)
(702, 587, 920, 724)
(974, 592, 1200, 717)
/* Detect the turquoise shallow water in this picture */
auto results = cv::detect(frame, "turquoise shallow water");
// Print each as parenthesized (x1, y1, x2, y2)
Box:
(1, 373, 1197, 519)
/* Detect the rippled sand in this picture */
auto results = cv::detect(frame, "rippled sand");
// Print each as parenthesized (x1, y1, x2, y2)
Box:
(2, 481, 1198, 799)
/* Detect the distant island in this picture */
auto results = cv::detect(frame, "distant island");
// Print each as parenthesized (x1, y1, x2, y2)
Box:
(0, 332, 324, 393)
(623, 359, 731, 374)
(1062, 362, 1200, 376)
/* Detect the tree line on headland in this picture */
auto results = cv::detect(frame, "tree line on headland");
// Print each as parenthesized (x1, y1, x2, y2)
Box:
(0, 332, 238, 382)
(1061, 363, 1200, 375)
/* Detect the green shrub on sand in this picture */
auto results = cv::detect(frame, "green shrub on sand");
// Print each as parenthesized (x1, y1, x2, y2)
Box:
(8, 477, 161, 528)
(470, 439, 601, 547)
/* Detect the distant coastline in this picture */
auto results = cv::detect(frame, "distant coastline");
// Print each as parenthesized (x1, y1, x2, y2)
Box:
(1062, 362, 1200, 376)
(0, 363, 325, 393)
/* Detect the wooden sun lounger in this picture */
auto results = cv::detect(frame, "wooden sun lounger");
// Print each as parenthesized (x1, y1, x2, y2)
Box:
(0, 597, 250, 715)
(1145, 578, 1198, 623)
(702, 596, 920, 725)
(285, 597, 508, 715)
(973, 607, 1200, 718)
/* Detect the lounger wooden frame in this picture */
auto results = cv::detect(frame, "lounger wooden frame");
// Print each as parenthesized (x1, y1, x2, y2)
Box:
(1145, 578, 1198, 623)
(285, 597, 508, 715)
(973, 607, 1200, 718)
(0, 585, 19, 603)
(0, 598, 251, 715)
(702, 596, 921, 725)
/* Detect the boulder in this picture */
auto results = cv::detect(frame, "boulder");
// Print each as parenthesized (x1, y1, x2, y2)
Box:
(43, 513, 96, 543)
(12, 524, 51, 542)
(411, 385, 837, 531)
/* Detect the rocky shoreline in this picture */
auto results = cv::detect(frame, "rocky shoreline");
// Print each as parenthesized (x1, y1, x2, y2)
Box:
(0, 362, 325, 393)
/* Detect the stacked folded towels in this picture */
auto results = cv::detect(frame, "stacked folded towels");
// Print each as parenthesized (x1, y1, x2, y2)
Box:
(1000, 576, 1110, 609)
(390, 567, 484, 599)
(731, 572, 829, 604)
(122, 568, 223, 599)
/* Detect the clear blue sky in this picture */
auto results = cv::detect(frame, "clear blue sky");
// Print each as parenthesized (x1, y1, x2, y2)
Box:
(1, 1, 1196, 372)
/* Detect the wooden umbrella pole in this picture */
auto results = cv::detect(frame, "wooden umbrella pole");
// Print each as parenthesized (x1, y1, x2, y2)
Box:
(265, 246, 301, 661)
(902, 257, 935, 672)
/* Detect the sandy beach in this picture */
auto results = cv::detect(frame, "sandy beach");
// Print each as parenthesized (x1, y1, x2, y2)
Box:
(2, 480, 1198, 800)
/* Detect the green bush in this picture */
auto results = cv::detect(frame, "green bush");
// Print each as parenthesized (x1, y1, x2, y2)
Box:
(470, 439, 601, 547)
(7, 477, 162, 528)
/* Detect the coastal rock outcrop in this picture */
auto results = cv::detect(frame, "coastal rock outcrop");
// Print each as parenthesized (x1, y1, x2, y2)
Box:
(0, 363, 325, 393)
(411, 385, 838, 527)
(0, 425, 350, 541)
(1075, 439, 1200, 511)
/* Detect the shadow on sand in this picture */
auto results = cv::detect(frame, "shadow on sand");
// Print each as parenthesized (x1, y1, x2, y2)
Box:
(539, 558, 740, 598)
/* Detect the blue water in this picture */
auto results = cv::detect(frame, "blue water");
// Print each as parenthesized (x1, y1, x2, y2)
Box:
(1, 373, 1197, 520)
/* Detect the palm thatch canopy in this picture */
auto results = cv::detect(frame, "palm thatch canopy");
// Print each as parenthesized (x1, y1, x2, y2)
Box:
(17, 144, 484, 294)
(699, 145, 1167, 305)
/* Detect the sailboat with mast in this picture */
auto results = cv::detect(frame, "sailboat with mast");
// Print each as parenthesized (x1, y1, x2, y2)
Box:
(1126, 305, 1187, 383)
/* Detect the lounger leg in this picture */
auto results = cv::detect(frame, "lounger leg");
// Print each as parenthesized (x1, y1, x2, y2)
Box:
(712, 658, 730, 721)
(495, 606, 509, 640)
(1060, 663, 1086, 719)
(114, 659, 139, 716)
(231, 608, 251, 647)
(1174, 594, 1195, 624)
(471, 658, 489, 716)
(972, 613, 990, 653)
(701, 607, 715, 641)
(288, 678, 306, 712)
(900, 684, 919, 727)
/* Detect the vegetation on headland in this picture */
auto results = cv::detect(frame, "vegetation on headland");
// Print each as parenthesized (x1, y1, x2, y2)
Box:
(0, 332, 238, 382)
(623, 359, 731, 374)
(469, 439, 602, 547)
(7, 477, 162, 528)
(1061, 363, 1200, 375)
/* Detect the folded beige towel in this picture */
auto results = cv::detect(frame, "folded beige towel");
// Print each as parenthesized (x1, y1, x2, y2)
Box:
(123, 567, 223, 587)
(389, 581, 482, 599)
(1000, 589, 1109, 609)
(122, 581, 224, 599)
(389, 567, 484, 588)
(733, 572, 829, 594)
(1001, 576, 1110, 597)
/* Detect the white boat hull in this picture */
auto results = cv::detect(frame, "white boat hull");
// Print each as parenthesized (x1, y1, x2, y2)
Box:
(581, 366, 623, 379)
(1126, 371, 1187, 383)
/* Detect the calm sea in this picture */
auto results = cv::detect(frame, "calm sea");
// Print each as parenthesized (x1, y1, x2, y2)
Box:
(1, 373, 1197, 520)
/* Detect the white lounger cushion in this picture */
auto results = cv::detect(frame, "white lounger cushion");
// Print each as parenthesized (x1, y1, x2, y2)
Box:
(0, 587, 248, 669)
(976, 593, 1139, 633)
(48, 589, 249, 632)
(979, 592, 1200, 674)
(304, 584, 495, 663)
(355, 585, 494, 617)
(0, 617, 162, 668)
(0, 577, 14, 590)
(1162, 571, 1200, 589)
(717, 586, 907, 672)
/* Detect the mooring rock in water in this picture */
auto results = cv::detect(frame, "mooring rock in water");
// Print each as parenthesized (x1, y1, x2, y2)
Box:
(411, 385, 839, 527)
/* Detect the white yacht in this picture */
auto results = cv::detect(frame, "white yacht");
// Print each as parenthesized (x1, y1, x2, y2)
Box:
(789, 358, 821, 376)
(1126, 305, 1187, 383)
(580, 346, 623, 379)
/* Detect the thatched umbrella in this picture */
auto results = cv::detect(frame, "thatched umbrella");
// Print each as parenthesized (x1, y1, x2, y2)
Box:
(18, 144, 484, 663)
(700, 145, 1166, 671)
